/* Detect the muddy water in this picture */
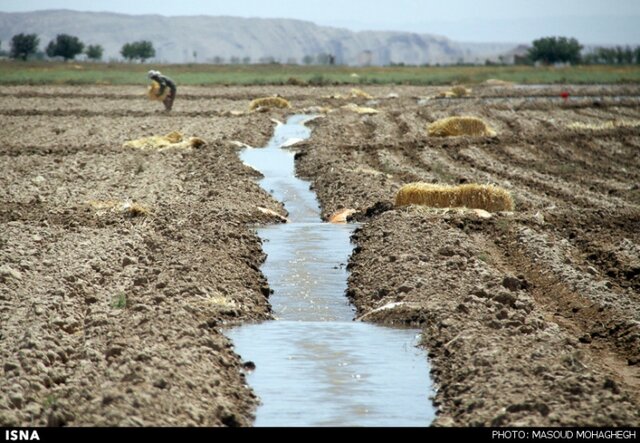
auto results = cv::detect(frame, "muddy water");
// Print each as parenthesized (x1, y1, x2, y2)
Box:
(228, 115, 435, 427)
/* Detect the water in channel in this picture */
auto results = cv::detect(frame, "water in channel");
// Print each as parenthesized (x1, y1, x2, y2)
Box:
(227, 115, 435, 427)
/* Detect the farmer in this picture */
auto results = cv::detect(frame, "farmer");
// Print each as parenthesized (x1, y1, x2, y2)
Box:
(147, 70, 177, 112)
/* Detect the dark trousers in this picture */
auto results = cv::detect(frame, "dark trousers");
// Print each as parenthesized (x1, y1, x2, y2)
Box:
(163, 87, 176, 111)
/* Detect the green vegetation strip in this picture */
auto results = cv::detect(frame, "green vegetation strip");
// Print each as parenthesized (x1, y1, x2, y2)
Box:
(1, 61, 639, 85)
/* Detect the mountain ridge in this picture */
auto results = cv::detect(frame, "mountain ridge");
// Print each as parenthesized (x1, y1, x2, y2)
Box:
(0, 9, 517, 65)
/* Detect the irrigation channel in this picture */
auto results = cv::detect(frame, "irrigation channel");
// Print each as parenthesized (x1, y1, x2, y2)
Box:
(227, 115, 435, 427)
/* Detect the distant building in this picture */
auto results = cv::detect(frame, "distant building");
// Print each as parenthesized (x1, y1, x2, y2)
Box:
(503, 45, 531, 64)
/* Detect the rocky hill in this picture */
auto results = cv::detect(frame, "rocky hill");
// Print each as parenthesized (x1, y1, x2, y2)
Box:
(0, 10, 516, 65)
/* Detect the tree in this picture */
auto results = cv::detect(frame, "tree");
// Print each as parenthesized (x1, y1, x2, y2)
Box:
(528, 36, 582, 65)
(583, 46, 639, 65)
(10, 33, 40, 61)
(614, 46, 634, 64)
(46, 34, 84, 61)
(593, 47, 616, 64)
(121, 40, 155, 63)
(120, 42, 135, 61)
(85, 44, 104, 61)
(302, 55, 314, 65)
(135, 41, 155, 62)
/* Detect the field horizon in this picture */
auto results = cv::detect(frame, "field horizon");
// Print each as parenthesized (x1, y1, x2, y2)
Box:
(1, 61, 639, 85)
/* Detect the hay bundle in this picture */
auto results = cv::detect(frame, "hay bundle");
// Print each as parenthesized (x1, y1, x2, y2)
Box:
(350, 88, 374, 99)
(450, 86, 472, 97)
(427, 116, 496, 137)
(323, 89, 373, 100)
(126, 203, 151, 217)
(164, 131, 183, 143)
(328, 208, 357, 224)
(439, 86, 472, 98)
(86, 200, 121, 211)
(86, 200, 151, 217)
(395, 183, 514, 212)
(249, 96, 292, 111)
(123, 132, 206, 150)
(567, 120, 640, 131)
(484, 78, 514, 87)
(189, 137, 207, 149)
(257, 207, 288, 223)
(302, 105, 333, 114)
(221, 110, 248, 117)
(147, 80, 169, 101)
(341, 103, 379, 115)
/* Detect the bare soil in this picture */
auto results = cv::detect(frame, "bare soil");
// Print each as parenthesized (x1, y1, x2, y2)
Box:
(1, 84, 639, 427)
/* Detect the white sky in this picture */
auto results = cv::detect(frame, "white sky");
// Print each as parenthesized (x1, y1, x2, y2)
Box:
(1, 0, 639, 44)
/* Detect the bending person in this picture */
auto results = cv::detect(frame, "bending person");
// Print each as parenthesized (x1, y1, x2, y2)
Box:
(147, 70, 177, 112)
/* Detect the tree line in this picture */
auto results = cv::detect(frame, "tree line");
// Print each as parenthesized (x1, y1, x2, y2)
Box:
(6, 33, 156, 62)
(4, 32, 640, 66)
(526, 37, 640, 65)
(4, 32, 337, 65)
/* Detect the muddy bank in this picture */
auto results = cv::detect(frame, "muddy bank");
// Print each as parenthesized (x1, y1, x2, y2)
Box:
(0, 88, 284, 426)
(295, 85, 640, 425)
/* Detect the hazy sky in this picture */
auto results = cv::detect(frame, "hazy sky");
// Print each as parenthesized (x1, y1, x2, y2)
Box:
(2, 0, 639, 44)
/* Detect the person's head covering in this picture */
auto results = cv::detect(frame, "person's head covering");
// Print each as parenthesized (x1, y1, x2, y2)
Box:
(147, 70, 161, 79)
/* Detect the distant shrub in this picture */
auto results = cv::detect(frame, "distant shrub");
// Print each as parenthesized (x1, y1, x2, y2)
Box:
(85, 44, 104, 61)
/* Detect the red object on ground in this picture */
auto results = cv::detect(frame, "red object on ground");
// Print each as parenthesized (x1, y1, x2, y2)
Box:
(560, 91, 570, 102)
